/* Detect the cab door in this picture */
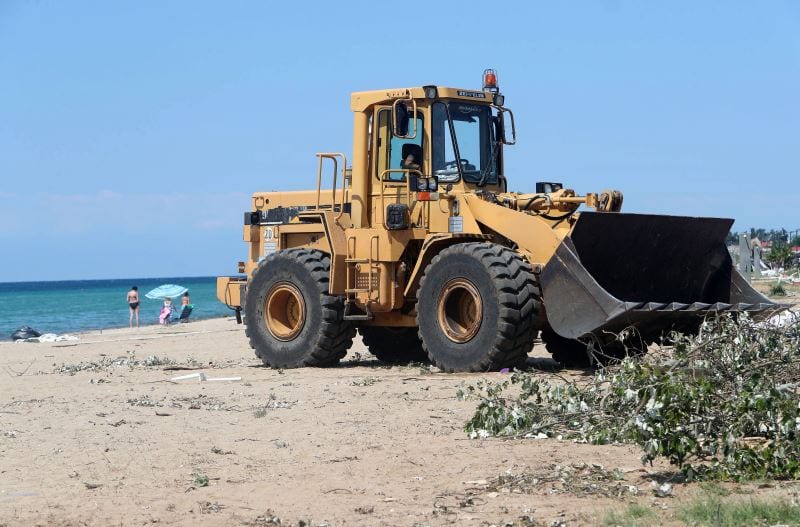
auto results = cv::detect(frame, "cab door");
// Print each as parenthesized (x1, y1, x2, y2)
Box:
(369, 105, 425, 229)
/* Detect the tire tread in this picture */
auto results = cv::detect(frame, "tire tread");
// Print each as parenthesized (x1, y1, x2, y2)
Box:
(416, 242, 539, 372)
(245, 248, 354, 368)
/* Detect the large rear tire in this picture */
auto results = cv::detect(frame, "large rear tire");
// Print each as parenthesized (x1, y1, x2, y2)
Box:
(244, 248, 355, 368)
(416, 242, 538, 372)
(359, 327, 428, 363)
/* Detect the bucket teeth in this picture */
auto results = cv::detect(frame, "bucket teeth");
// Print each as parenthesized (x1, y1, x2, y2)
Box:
(709, 302, 733, 311)
(626, 302, 771, 313)
(623, 302, 644, 310)
(658, 303, 689, 311)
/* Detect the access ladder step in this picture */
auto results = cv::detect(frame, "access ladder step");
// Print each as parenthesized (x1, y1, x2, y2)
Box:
(343, 301, 373, 321)
(342, 314, 373, 321)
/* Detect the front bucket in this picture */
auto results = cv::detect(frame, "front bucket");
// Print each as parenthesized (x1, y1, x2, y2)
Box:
(540, 212, 782, 341)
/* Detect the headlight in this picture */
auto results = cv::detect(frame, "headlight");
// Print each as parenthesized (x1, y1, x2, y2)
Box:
(417, 178, 428, 191)
(422, 85, 438, 100)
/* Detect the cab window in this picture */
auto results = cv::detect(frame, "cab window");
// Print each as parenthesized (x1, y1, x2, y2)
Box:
(378, 108, 424, 181)
(432, 101, 499, 184)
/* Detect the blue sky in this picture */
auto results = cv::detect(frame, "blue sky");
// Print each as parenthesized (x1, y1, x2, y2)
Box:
(1, 1, 798, 281)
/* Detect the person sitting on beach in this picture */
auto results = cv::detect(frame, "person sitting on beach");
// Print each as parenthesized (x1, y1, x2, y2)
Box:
(127, 286, 140, 328)
(181, 291, 190, 307)
(159, 297, 173, 325)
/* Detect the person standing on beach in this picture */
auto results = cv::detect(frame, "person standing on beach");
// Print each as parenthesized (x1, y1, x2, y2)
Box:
(127, 286, 140, 328)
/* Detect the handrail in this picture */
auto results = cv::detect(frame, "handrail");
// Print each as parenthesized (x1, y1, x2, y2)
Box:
(314, 152, 349, 221)
(378, 168, 421, 229)
(368, 235, 379, 301)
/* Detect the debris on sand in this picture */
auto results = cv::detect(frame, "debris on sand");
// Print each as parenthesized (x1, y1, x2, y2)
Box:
(199, 501, 224, 513)
(351, 377, 379, 387)
(55, 353, 175, 374)
(470, 463, 637, 500)
(651, 481, 673, 497)
(170, 372, 242, 382)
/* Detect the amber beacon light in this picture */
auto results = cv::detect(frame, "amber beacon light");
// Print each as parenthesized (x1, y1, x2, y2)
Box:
(482, 68, 498, 92)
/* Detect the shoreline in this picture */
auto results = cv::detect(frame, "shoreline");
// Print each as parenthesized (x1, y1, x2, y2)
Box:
(74, 314, 237, 338)
(3, 315, 239, 346)
(0, 276, 232, 340)
(77, 313, 236, 336)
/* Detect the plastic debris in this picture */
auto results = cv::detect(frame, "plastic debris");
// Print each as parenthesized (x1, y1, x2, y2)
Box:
(14, 333, 79, 343)
(170, 372, 241, 382)
(11, 326, 40, 341)
(651, 481, 673, 497)
(768, 308, 800, 328)
(171, 372, 207, 382)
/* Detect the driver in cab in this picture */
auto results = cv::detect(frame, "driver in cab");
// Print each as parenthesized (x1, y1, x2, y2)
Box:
(400, 143, 422, 171)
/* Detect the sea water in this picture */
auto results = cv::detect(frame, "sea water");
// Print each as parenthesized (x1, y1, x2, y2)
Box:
(0, 277, 233, 339)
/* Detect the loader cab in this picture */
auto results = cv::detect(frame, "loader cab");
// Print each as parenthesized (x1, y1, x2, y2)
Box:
(353, 72, 515, 229)
(371, 98, 506, 188)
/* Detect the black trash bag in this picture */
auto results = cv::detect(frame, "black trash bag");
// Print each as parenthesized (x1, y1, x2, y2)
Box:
(11, 326, 41, 341)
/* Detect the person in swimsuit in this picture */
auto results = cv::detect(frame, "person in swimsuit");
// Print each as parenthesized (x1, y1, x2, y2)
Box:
(160, 297, 173, 325)
(127, 286, 140, 328)
(178, 291, 191, 320)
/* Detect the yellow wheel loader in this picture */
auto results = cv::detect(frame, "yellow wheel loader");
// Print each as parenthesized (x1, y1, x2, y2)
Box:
(217, 70, 781, 372)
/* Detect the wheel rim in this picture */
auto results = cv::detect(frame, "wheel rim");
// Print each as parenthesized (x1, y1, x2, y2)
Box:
(264, 282, 305, 341)
(437, 278, 482, 343)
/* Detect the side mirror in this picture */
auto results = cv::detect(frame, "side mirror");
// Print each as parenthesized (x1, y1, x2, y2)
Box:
(393, 101, 409, 137)
(497, 108, 516, 145)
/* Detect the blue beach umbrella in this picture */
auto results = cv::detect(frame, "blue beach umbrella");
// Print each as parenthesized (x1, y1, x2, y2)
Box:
(145, 284, 188, 300)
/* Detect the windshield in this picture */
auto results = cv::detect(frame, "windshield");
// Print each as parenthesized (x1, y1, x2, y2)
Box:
(432, 101, 499, 185)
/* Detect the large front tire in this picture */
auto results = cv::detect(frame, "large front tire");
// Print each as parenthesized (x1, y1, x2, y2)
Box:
(542, 328, 652, 368)
(244, 249, 355, 368)
(416, 243, 538, 372)
(541, 329, 591, 368)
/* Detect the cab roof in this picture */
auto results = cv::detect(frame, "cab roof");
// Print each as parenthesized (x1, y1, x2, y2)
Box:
(350, 86, 495, 112)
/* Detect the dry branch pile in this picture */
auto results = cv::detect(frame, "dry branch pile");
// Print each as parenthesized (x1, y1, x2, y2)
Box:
(460, 314, 800, 480)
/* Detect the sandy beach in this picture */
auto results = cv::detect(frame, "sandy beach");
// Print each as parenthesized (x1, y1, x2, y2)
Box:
(1, 317, 796, 526)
